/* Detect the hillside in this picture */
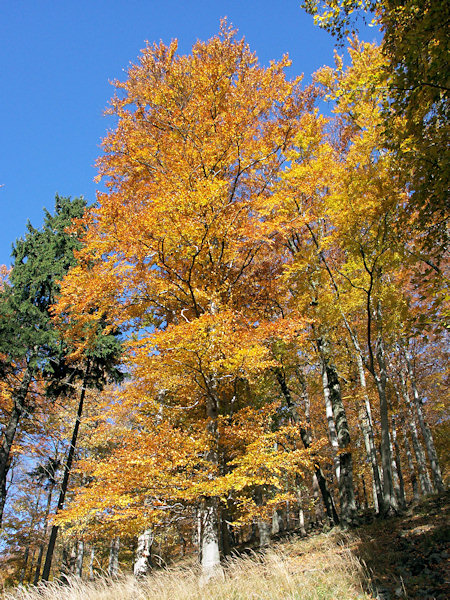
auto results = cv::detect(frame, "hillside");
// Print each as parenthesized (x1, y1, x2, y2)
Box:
(3, 492, 448, 600)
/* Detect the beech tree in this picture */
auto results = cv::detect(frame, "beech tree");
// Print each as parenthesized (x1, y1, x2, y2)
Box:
(56, 22, 320, 580)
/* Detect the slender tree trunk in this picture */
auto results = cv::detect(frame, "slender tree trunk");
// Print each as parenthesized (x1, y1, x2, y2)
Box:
(354, 351, 383, 513)
(312, 473, 324, 526)
(19, 542, 31, 585)
(373, 329, 398, 516)
(391, 418, 406, 509)
(75, 540, 84, 577)
(33, 485, 53, 584)
(296, 482, 307, 536)
(402, 423, 420, 502)
(88, 547, 95, 580)
(0, 367, 33, 526)
(41, 363, 90, 581)
(400, 372, 433, 495)
(108, 538, 120, 576)
(322, 367, 341, 483)
(318, 338, 357, 525)
(275, 367, 340, 525)
(255, 486, 271, 547)
(405, 350, 444, 492)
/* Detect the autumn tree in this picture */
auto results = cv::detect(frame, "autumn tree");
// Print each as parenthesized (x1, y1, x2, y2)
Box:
(301, 0, 449, 257)
(56, 22, 320, 579)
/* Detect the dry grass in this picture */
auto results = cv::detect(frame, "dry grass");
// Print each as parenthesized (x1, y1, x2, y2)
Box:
(3, 530, 374, 600)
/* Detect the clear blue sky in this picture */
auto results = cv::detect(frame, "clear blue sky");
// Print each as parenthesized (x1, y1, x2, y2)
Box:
(0, 0, 379, 266)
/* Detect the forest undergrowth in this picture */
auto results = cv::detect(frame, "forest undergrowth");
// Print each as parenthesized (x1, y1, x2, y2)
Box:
(3, 492, 448, 600)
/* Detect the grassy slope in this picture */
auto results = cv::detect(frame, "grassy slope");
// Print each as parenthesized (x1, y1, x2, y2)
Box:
(3, 492, 449, 600)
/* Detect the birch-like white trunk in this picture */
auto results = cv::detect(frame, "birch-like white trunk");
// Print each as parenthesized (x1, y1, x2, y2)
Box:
(199, 497, 222, 584)
(134, 529, 153, 578)
(319, 338, 357, 525)
(322, 367, 341, 483)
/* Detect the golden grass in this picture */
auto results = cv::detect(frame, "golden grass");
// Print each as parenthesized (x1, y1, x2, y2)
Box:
(3, 530, 374, 600)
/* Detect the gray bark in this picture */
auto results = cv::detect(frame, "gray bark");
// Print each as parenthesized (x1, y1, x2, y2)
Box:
(354, 350, 383, 513)
(373, 328, 398, 515)
(199, 497, 222, 584)
(400, 371, 433, 494)
(88, 547, 95, 580)
(275, 367, 339, 526)
(108, 537, 120, 576)
(391, 418, 406, 509)
(405, 350, 444, 492)
(318, 338, 357, 525)
(75, 540, 84, 578)
(401, 422, 420, 502)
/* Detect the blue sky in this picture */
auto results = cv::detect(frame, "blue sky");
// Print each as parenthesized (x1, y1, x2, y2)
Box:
(0, 0, 379, 266)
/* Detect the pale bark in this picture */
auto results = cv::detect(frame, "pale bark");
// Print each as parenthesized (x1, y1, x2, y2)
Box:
(88, 547, 95, 580)
(296, 483, 307, 536)
(322, 368, 341, 483)
(402, 423, 420, 502)
(258, 519, 272, 547)
(108, 537, 120, 576)
(134, 529, 153, 578)
(275, 367, 340, 526)
(199, 497, 222, 584)
(400, 371, 433, 495)
(405, 350, 444, 492)
(354, 350, 383, 513)
(391, 418, 406, 509)
(372, 326, 398, 515)
(75, 540, 84, 578)
(318, 338, 357, 525)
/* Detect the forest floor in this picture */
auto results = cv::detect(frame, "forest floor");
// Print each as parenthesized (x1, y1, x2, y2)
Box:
(2, 491, 449, 600)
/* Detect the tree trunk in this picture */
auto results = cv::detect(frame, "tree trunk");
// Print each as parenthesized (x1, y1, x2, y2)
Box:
(373, 330, 398, 516)
(41, 364, 90, 581)
(134, 529, 153, 577)
(33, 484, 54, 584)
(75, 540, 84, 577)
(405, 350, 444, 492)
(400, 371, 433, 495)
(275, 367, 340, 526)
(108, 537, 120, 576)
(199, 496, 222, 583)
(318, 338, 357, 525)
(322, 367, 341, 483)
(402, 424, 420, 502)
(296, 483, 307, 536)
(0, 367, 33, 526)
(88, 546, 95, 580)
(354, 350, 383, 513)
(391, 418, 406, 509)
